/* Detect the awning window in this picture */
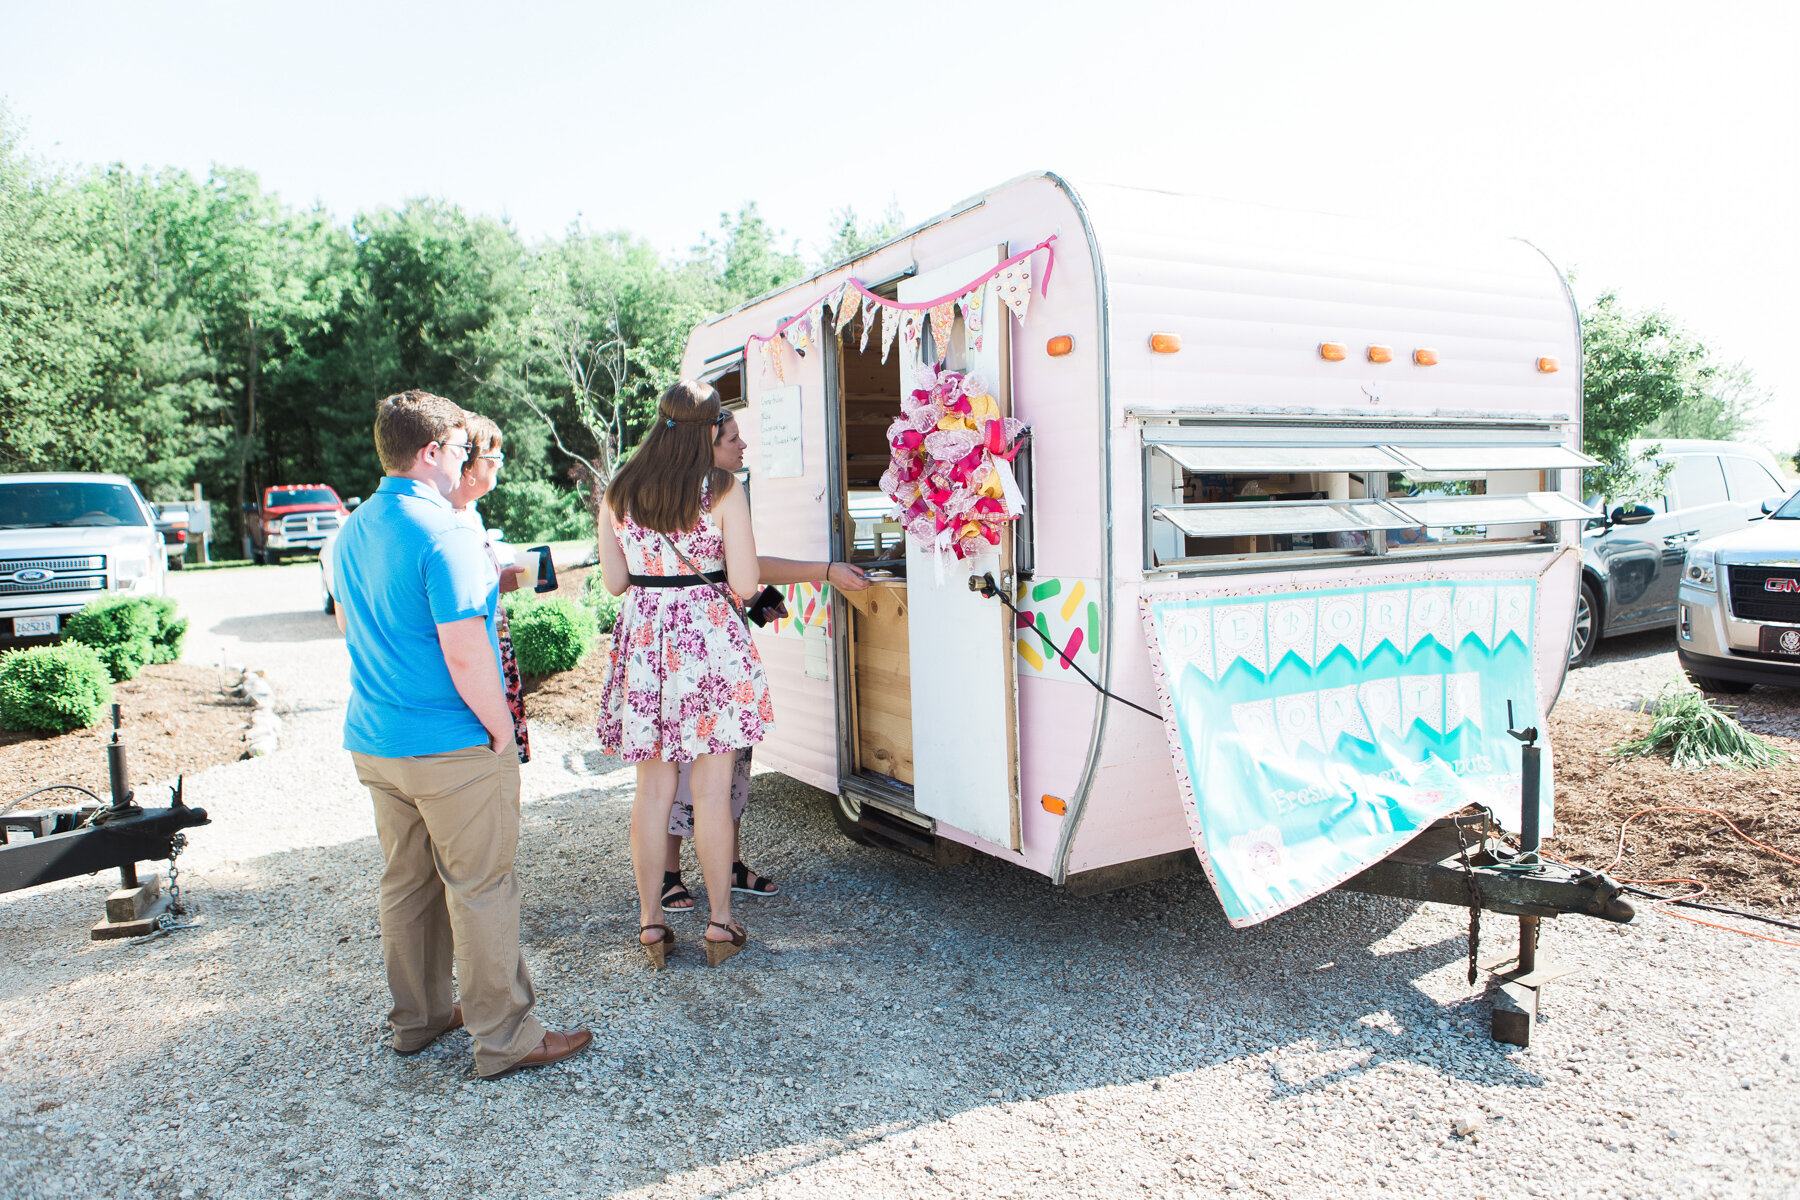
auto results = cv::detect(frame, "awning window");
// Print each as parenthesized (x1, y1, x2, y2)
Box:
(1153, 500, 1416, 539)
(698, 353, 744, 385)
(1384, 492, 1600, 528)
(1386, 445, 1600, 473)
(1149, 443, 1411, 474)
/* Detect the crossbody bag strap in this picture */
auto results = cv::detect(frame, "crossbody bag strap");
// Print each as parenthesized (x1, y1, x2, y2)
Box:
(658, 532, 752, 633)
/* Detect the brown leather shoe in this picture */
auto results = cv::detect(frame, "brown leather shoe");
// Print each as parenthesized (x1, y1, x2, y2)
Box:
(395, 1003, 465, 1055)
(481, 1028, 593, 1079)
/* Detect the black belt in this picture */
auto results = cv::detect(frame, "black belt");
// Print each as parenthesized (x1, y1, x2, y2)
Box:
(629, 571, 725, 588)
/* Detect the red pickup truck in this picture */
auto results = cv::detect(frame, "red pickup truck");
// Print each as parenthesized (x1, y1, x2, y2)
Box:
(244, 485, 353, 565)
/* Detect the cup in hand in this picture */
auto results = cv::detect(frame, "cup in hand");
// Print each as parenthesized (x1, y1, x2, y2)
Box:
(511, 546, 540, 589)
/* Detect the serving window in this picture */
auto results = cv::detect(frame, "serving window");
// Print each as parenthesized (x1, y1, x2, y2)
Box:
(1142, 425, 1599, 571)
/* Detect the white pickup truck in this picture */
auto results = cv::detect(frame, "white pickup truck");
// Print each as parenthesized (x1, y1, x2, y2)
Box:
(1677, 485, 1800, 692)
(0, 473, 168, 641)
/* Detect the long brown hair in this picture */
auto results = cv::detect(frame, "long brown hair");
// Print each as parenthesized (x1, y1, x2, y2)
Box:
(606, 381, 736, 534)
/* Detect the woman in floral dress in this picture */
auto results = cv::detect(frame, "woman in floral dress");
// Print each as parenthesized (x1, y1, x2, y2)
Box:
(597, 381, 772, 968)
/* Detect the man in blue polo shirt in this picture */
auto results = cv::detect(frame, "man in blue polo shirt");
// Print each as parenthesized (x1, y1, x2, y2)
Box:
(334, 389, 590, 1079)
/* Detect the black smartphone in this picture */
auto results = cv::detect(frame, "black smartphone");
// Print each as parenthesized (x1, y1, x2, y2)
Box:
(530, 545, 558, 593)
(744, 585, 785, 627)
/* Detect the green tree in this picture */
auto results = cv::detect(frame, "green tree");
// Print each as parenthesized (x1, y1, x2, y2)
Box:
(818, 200, 905, 267)
(478, 229, 717, 505)
(74, 165, 231, 494)
(277, 200, 537, 502)
(1581, 292, 1714, 501)
(0, 112, 113, 469)
(700, 202, 803, 306)
(1641, 360, 1771, 442)
(173, 168, 349, 521)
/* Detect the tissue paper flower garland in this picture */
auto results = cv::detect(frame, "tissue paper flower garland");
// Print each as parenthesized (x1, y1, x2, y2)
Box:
(878, 364, 1028, 561)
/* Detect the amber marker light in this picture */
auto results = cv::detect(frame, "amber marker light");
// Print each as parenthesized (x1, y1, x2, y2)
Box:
(1042, 795, 1068, 815)
(1149, 332, 1182, 353)
(1046, 335, 1075, 357)
(1367, 345, 1393, 363)
(1537, 356, 1560, 373)
(1414, 348, 1440, 366)
(1319, 342, 1348, 361)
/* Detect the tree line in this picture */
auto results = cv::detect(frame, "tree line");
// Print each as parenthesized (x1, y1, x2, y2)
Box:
(0, 110, 1783, 548)
(0, 111, 901, 547)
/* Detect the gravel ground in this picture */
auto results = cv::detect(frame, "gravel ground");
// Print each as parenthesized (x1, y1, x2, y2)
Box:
(3, 568, 1797, 1199)
(1561, 626, 1800, 740)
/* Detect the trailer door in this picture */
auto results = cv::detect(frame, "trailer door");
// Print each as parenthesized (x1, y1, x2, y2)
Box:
(898, 249, 1021, 850)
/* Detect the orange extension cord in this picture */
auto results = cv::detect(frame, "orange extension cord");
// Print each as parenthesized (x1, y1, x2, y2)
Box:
(1584, 805, 1800, 949)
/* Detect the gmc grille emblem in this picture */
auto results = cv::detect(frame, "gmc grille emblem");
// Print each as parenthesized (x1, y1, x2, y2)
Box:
(1765, 578, 1800, 593)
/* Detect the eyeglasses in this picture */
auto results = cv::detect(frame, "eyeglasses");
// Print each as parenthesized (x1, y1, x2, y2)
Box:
(476, 453, 505, 463)
(436, 440, 471, 458)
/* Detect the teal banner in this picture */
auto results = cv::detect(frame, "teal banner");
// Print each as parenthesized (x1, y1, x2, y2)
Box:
(1142, 579, 1549, 927)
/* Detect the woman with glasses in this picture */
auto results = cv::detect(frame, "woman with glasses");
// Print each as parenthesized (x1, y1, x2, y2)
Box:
(448, 414, 531, 762)
(597, 381, 771, 969)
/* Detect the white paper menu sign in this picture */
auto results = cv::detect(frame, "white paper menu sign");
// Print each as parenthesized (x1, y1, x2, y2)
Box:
(759, 386, 803, 479)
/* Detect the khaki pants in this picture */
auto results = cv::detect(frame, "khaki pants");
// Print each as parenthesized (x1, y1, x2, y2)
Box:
(354, 742, 546, 1077)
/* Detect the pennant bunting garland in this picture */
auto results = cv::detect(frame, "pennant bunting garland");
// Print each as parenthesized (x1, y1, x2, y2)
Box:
(900, 309, 922, 358)
(963, 283, 987, 352)
(879, 302, 898, 363)
(995, 262, 1033, 324)
(860, 293, 880, 352)
(787, 313, 812, 358)
(742, 234, 1057, 371)
(929, 301, 957, 360)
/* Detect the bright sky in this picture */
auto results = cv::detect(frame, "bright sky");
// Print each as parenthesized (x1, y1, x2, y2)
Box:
(4, 0, 1796, 454)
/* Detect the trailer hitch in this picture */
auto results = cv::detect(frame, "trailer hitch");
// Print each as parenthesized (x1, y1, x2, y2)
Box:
(0, 703, 209, 938)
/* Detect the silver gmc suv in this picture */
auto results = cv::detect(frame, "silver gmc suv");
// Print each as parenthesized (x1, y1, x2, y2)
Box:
(0, 473, 168, 641)
(1676, 486, 1800, 692)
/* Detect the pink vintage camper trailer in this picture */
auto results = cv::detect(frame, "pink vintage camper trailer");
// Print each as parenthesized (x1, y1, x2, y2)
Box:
(680, 172, 1621, 931)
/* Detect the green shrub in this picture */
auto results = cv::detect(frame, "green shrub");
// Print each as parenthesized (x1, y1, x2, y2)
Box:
(509, 598, 598, 676)
(579, 574, 624, 634)
(63, 596, 156, 681)
(138, 595, 188, 664)
(0, 643, 114, 733)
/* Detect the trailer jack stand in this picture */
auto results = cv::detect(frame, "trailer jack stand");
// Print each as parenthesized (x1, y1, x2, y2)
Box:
(1477, 915, 1577, 1046)
(91, 863, 173, 940)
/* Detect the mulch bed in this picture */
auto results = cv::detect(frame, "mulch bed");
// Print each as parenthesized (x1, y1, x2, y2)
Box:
(1545, 702, 1800, 915)
(516, 562, 612, 735)
(0, 663, 252, 808)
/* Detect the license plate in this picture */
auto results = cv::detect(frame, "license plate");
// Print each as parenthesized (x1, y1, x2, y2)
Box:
(12, 615, 57, 636)
(1760, 626, 1800, 658)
